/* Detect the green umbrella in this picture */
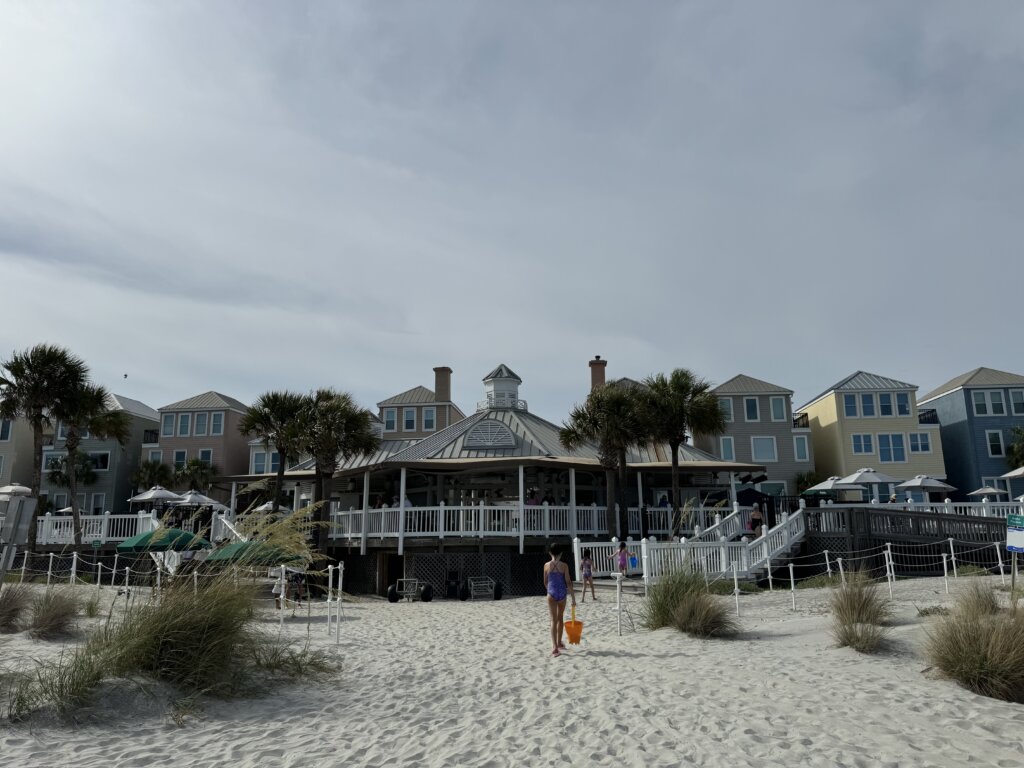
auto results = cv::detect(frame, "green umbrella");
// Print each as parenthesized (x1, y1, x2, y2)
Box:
(205, 540, 301, 564)
(117, 527, 212, 553)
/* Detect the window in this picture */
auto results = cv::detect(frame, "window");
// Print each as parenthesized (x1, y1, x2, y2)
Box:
(972, 391, 1006, 417)
(990, 391, 1006, 416)
(1011, 390, 1024, 416)
(403, 408, 416, 431)
(52, 493, 67, 510)
(909, 433, 931, 453)
(896, 392, 910, 416)
(58, 422, 68, 440)
(194, 412, 208, 436)
(770, 396, 786, 422)
(149, 450, 163, 463)
(177, 413, 191, 437)
(878, 393, 893, 417)
(161, 413, 175, 437)
(987, 430, 1005, 458)
(794, 435, 809, 462)
(844, 394, 858, 417)
(198, 449, 213, 466)
(719, 436, 735, 462)
(384, 408, 397, 432)
(173, 450, 187, 470)
(852, 434, 873, 454)
(878, 434, 906, 463)
(0, 419, 10, 441)
(90, 493, 105, 514)
(744, 397, 760, 422)
(87, 452, 110, 471)
(253, 451, 266, 474)
(860, 394, 876, 418)
(760, 482, 786, 497)
(270, 452, 280, 473)
(973, 391, 988, 416)
(751, 436, 777, 462)
(423, 407, 436, 431)
(210, 412, 224, 436)
(719, 398, 734, 423)
(43, 451, 64, 471)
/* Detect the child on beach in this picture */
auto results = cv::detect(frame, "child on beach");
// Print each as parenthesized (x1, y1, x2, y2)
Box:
(543, 542, 576, 657)
(609, 541, 635, 577)
(580, 548, 596, 602)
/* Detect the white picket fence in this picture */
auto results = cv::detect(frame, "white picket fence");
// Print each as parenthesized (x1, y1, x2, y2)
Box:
(22, 511, 159, 545)
(842, 500, 1023, 518)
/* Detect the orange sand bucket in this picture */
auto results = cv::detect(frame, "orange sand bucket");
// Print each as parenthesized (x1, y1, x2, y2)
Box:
(565, 605, 584, 645)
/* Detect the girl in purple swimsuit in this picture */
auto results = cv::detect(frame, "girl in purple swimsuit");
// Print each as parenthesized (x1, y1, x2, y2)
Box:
(543, 542, 576, 657)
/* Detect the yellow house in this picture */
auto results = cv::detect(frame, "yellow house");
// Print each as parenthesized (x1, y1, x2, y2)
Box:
(796, 371, 946, 494)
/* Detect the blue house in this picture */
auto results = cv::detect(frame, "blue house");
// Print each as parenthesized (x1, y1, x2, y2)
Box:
(917, 367, 1024, 500)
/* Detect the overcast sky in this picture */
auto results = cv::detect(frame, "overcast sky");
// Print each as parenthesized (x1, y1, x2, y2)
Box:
(2, 1, 1022, 423)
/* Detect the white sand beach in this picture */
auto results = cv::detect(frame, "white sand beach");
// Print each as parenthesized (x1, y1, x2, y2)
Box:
(2, 575, 1023, 768)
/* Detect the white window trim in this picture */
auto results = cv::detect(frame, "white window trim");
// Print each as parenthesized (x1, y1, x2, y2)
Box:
(895, 392, 911, 417)
(173, 449, 187, 469)
(161, 413, 175, 437)
(1010, 389, 1024, 416)
(149, 450, 163, 463)
(719, 436, 735, 462)
(750, 435, 778, 463)
(90, 493, 105, 514)
(793, 435, 809, 462)
(909, 433, 932, 454)
(86, 451, 111, 471)
(878, 392, 894, 417)
(981, 476, 1008, 495)
(194, 412, 209, 436)
(177, 413, 191, 437)
(744, 397, 760, 423)
(210, 412, 225, 436)
(423, 407, 436, 432)
(973, 390, 1007, 417)
(851, 433, 874, 455)
(402, 407, 417, 432)
(843, 393, 859, 418)
(986, 429, 1005, 458)
(770, 396, 786, 422)
(384, 408, 397, 432)
(877, 433, 908, 464)
(53, 492, 68, 509)
(0, 418, 11, 441)
(269, 452, 280, 474)
(197, 448, 213, 465)
(860, 393, 877, 419)
(252, 451, 267, 475)
(719, 397, 734, 423)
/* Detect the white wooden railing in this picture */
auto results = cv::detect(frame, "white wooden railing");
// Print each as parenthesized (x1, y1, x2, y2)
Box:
(840, 500, 1023, 518)
(29, 511, 159, 545)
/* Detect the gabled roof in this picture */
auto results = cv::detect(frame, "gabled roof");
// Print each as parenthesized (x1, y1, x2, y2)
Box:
(107, 394, 159, 422)
(377, 386, 436, 407)
(919, 367, 1024, 404)
(160, 391, 249, 413)
(483, 364, 522, 383)
(713, 374, 793, 396)
(607, 377, 646, 390)
(799, 371, 916, 411)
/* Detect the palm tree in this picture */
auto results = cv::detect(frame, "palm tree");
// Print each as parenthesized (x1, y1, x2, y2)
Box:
(560, 383, 647, 537)
(239, 390, 307, 514)
(132, 459, 174, 491)
(53, 382, 131, 545)
(1006, 427, 1024, 478)
(47, 451, 98, 496)
(175, 457, 220, 493)
(300, 389, 380, 550)
(0, 344, 89, 548)
(639, 369, 727, 536)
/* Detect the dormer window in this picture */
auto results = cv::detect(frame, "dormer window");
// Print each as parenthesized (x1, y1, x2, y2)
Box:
(403, 408, 416, 431)
(464, 420, 516, 447)
(384, 408, 397, 432)
(423, 407, 436, 431)
(162, 414, 175, 437)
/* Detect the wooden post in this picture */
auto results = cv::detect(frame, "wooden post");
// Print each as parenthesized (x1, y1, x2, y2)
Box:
(942, 553, 949, 594)
(732, 561, 740, 617)
(398, 467, 407, 556)
(518, 464, 525, 555)
(360, 471, 370, 556)
(101, 511, 110, 544)
(994, 543, 1005, 585)
(948, 538, 958, 578)
(1011, 552, 1018, 615)
(789, 562, 796, 610)
(837, 557, 845, 586)
(20, 553, 27, 583)
(824, 550, 832, 577)
(569, 469, 577, 539)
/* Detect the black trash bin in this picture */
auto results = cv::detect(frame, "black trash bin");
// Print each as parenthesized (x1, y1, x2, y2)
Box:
(445, 569, 460, 600)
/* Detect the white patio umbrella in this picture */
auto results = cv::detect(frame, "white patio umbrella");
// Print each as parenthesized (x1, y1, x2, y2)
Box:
(128, 486, 185, 503)
(894, 475, 957, 493)
(253, 501, 291, 513)
(803, 476, 867, 493)
(0, 484, 31, 495)
(967, 486, 1008, 497)
(172, 490, 220, 507)
(1000, 466, 1024, 480)
(57, 506, 74, 513)
(836, 468, 903, 502)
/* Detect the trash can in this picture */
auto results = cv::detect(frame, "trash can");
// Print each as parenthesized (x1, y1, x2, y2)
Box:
(445, 569, 460, 600)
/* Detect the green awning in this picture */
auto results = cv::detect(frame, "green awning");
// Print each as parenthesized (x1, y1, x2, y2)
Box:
(205, 540, 301, 565)
(116, 527, 212, 553)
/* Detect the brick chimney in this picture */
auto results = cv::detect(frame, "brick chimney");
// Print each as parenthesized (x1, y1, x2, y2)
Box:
(433, 366, 453, 402)
(589, 355, 607, 391)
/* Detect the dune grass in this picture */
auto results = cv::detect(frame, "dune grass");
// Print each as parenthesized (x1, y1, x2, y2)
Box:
(641, 570, 706, 630)
(29, 589, 80, 640)
(706, 580, 760, 596)
(671, 591, 740, 638)
(955, 565, 991, 578)
(0, 584, 32, 633)
(641, 569, 740, 638)
(926, 583, 1024, 702)
(797, 573, 842, 590)
(830, 570, 891, 653)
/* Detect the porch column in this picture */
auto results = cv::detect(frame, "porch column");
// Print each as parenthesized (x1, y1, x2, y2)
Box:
(229, 481, 238, 516)
(518, 464, 525, 555)
(569, 468, 578, 538)
(360, 471, 370, 556)
(398, 467, 407, 556)
(636, 470, 644, 538)
(729, 473, 737, 506)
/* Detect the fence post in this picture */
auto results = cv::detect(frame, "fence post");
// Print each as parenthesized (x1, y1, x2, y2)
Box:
(70, 552, 78, 585)
(438, 501, 446, 541)
(941, 553, 949, 594)
(47, 552, 54, 585)
(573, 537, 582, 582)
(20, 552, 27, 583)
(995, 544, 1006, 586)
(542, 502, 550, 538)
(837, 557, 846, 586)
(948, 538, 958, 578)
(101, 510, 110, 544)
(326, 565, 335, 635)
(884, 543, 894, 599)
(720, 535, 729, 576)
(824, 550, 832, 577)
(788, 562, 796, 610)
(766, 550, 773, 591)
(945, 498, 953, 516)
(732, 561, 740, 617)
(111, 553, 119, 586)
(96, 558, 101, 589)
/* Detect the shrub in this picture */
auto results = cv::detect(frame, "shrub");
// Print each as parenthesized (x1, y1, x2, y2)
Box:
(641, 570, 706, 630)
(926, 611, 1024, 702)
(7, 648, 104, 719)
(671, 591, 739, 638)
(916, 605, 950, 617)
(797, 573, 841, 590)
(30, 589, 80, 640)
(830, 570, 891, 653)
(0, 584, 32, 633)
(956, 581, 1000, 618)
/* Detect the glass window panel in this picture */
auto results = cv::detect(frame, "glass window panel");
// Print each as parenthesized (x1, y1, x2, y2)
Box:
(404, 408, 416, 430)
(270, 452, 280, 473)
(896, 393, 910, 416)
(0, 419, 10, 441)
(861, 394, 875, 417)
(173, 450, 187, 470)
(210, 412, 224, 435)
(253, 452, 266, 474)
(878, 393, 893, 416)
(720, 437, 734, 462)
(751, 437, 777, 462)
(988, 431, 1005, 457)
(794, 435, 809, 461)
(990, 391, 1005, 415)
(844, 394, 857, 417)
(162, 414, 175, 436)
(771, 397, 785, 421)
(194, 412, 208, 436)
(384, 409, 396, 431)
(1011, 390, 1024, 415)
(423, 408, 436, 431)
(177, 413, 191, 436)
(719, 398, 733, 422)
(198, 449, 213, 465)
(973, 391, 988, 415)
(745, 398, 759, 421)
(149, 450, 162, 463)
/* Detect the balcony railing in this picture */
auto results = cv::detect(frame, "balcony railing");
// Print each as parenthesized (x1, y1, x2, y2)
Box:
(476, 397, 528, 412)
(917, 409, 939, 425)
(792, 413, 809, 429)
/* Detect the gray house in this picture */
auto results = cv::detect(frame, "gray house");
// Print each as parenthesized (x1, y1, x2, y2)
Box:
(0, 416, 35, 488)
(694, 374, 815, 498)
(40, 394, 160, 514)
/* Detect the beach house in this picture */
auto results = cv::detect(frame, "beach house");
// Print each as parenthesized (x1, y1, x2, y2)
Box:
(154, 391, 251, 479)
(796, 371, 946, 498)
(917, 367, 1024, 500)
(0, 416, 34, 488)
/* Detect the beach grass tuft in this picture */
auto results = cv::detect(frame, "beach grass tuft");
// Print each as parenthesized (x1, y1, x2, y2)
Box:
(0, 583, 32, 633)
(641, 570, 706, 630)
(830, 570, 891, 653)
(29, 588, 80, 640)
(797, 573, 842, 590)
(671, 591, 740, 638)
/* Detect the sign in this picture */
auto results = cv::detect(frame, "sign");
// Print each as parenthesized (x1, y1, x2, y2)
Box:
(1007, 514, 1024, 554)
(92, 540, 102, 549)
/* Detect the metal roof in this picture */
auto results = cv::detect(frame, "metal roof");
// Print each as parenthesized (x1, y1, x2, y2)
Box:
(919, 367, 1024, 404)
(107, 394, 159, 422)
(799, 371, 916, 410)
(713, 374, 793, 396)
(483, 364, 522, 383)
(160, 391, 249, 413)
(377, 386, 436, 407)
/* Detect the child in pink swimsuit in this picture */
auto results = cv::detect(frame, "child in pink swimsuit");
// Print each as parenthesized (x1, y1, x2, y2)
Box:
(609, 541, 635, 577)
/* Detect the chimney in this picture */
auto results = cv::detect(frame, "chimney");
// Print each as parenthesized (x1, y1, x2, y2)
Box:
(433, 366, 453, 402)
(589, 355, 607, 391)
